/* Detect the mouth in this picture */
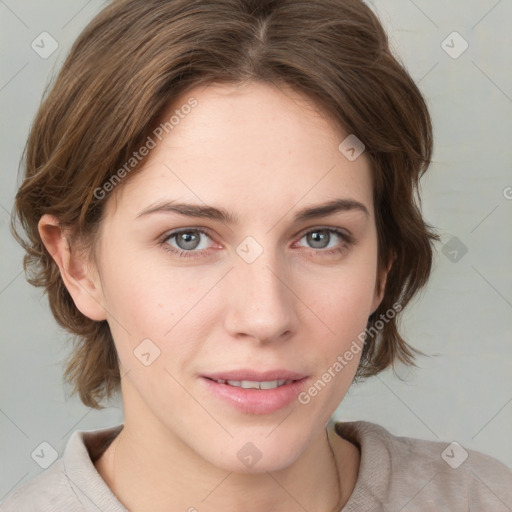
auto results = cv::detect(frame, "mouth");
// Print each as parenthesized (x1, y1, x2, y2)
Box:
(207, 378, 294, 390)
(203, 369, 307, 380)
(200, 369, 309, 415)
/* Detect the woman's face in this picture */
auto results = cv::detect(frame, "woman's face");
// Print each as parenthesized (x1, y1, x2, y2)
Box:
(85, 81, 387, 471)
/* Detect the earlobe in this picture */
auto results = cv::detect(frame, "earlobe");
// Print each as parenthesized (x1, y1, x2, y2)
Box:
(370, 252, 395, 315)
(37, 214, 107, 321)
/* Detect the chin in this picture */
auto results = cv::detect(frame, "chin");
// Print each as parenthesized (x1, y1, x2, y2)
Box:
(192, 429, 311, 475)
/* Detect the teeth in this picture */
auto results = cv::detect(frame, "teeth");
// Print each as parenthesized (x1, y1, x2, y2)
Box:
(222, 379, 290, 389)
(259, 379, 287, 389)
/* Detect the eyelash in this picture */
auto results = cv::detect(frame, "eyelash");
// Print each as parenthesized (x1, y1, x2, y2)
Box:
(158, 227, 355, 259)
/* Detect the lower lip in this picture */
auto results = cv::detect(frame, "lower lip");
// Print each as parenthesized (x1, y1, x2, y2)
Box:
(201, 377, 309, 415)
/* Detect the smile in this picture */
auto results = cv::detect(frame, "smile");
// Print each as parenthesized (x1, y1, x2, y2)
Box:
(213, 379, 293, 389)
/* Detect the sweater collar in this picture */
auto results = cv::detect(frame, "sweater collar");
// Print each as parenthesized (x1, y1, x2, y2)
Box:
(66, 420, 389, 512)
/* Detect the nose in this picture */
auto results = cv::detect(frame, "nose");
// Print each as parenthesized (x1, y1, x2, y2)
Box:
(223, 248, 297, 344)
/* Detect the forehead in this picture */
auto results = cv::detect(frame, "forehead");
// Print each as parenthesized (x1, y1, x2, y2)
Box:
(105, 81, 374, 223)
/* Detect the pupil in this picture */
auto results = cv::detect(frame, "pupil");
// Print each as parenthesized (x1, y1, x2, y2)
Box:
(179, 232, 198, 249)
(309, 230, 328, 248)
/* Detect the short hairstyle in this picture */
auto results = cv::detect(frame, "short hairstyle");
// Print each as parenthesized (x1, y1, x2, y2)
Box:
(11, 0, 440, 409)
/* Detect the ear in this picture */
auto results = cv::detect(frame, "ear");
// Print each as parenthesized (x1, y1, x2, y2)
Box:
(38, 214, 107, 321)
(370, 251, 396, 315)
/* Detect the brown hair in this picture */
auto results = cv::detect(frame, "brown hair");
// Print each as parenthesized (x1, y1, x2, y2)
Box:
(11, 0, 439, 408)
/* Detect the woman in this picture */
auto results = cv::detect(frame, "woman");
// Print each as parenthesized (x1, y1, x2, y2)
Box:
(3, 0, 511, 510)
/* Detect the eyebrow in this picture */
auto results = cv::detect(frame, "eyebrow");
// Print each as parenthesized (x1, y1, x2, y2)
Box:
(136, 197, 370, 224)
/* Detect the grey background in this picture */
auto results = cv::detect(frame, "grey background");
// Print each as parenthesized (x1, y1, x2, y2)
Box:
(1, 0, 511, 502)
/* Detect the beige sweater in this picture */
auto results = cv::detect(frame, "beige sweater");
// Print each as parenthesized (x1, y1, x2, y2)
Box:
(1, 420, 511, 511)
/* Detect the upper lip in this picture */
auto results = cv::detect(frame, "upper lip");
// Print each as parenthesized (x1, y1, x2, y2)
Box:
(202, 369, 308, 382)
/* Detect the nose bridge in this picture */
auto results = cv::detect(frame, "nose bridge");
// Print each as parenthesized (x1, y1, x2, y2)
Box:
(224, 237, 295, 342)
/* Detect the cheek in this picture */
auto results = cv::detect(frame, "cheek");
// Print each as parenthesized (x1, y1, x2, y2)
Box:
(102, 261, 163, 327)
(299, 261, 377, 405)
(307, 283, 372, 375)
(304, 247, 378, 337)
(97, 246, 176, 350)
(294, 250, 378, 402)
(98, 246, 215, 372)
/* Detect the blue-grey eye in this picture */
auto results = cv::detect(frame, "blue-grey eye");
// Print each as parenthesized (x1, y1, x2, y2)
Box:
(175, 231, 201, 250)
(306, 230, 332, 249)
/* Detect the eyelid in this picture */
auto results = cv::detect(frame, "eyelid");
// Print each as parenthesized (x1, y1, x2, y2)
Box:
(294, 225, 355, 245)
(159, 227, 219, 249)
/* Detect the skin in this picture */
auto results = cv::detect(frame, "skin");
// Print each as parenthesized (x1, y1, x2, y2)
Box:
(39, 81, 390, 512)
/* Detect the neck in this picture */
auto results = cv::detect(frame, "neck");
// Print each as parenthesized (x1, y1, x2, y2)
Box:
(95, 418, 359, 512)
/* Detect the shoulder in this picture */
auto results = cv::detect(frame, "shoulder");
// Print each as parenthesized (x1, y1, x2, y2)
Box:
(1, 424, 125, 512)
(334, 420, 512, 511)
(0, 459, 81, 511)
